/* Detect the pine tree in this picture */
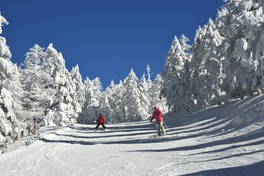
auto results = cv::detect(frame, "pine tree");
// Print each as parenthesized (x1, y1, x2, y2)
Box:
(79, 77, 103, 123)
(20, 44, 49, 122)
(78, 77, 93, 123)
(110, 80, 126, 122)
(123, 69, 145, 121)
(23, 44, 45, 69)
(161, 36, 190, 113)
(190, 19, 224, 108)
(70, 65, 85, 122)
(138, 73, 151, 118)
(216, 0, 264, 98)
(100, 86, 113, 122)
(41, 44, 77, 126)
(149, 74, 168, 115)
(0, 14, 23, 151)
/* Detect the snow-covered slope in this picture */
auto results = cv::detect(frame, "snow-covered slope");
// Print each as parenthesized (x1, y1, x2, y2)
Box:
(0, 95, 264, 176)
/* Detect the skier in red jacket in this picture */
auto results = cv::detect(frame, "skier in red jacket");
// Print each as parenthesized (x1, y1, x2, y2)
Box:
(150, 106, 166, 136)
(94, 114, 107, 130)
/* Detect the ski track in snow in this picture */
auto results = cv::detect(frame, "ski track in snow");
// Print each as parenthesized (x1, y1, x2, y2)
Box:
(1, 95, 264, 176)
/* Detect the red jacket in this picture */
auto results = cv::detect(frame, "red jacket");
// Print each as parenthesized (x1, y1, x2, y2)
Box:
(151, 108, 164, 122)
(98, 115, 105, 124)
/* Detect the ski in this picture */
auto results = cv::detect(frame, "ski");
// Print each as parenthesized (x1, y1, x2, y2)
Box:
(149, 134, 177, 139)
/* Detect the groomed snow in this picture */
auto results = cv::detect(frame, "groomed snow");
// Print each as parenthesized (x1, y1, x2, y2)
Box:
(0, 95, 264, 176)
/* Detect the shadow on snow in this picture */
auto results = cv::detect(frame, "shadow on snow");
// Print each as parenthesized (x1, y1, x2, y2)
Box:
(181, 160, 264, 176)
(39, 95, 264, 172)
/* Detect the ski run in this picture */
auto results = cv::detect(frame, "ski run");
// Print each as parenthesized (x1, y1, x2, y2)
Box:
(0, 94, 263, 176)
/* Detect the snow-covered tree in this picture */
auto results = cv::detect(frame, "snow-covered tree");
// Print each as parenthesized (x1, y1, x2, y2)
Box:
(79, 77, 103, 123)
(23, 44, 45, 69)
(70, 65, 85, 119)
(138, 73, 151, 118)
(190, 19, 224, 108)
(161, 36, 190, 113)
(109, 80, 126, 122)
(179, 34, 192, 57)
(149, 74, 168, 115)
(100, 86, 113, 122)
(123, 69, 147, 121)
(20, 44, 50, 122)
(0, 14, 23, 151)
(40, 44, 77, 126)
(216, 0, 264, 98)
(78, 77, 92, 123)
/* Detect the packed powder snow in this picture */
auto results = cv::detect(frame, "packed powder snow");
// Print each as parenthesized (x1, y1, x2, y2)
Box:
(0, 95, 263, 176)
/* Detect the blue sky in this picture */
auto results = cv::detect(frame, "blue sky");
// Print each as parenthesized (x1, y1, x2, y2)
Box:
(1, 0, 224, 88)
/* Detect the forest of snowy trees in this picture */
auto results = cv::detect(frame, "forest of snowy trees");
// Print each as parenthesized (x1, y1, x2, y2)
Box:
(0, 13, 167, 152)
(162, 0, 264, 113)
(1, 0, 264, 152)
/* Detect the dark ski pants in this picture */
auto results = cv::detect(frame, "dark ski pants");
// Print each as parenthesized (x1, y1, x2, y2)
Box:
(95, 123, 107, 130)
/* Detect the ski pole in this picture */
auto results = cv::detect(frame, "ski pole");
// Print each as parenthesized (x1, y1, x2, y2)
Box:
(163, 122, 169, 131)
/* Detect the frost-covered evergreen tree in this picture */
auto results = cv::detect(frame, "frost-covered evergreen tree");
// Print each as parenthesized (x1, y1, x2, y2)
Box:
(100, 85, 113, 122)
(190, 19, 224, 108)
(23, 44, 44, 69)
(110, 80, 126, 122)
(179, 34, 192, 57)
(20, 44, 50, 122)
(70, 65, 85, 120)
(79, 77, 103, 123)
(149, 74, 168, 115)
(216, 0, 264, 98)
(0, 14, 23, 151)
(161, 36, 190, 113)
(79, 77, 92, 123)
(138, 73, 151, 118)
(41, 44, 77, 126)
(179, 60, 194, 112)
(123, 69, 146, 120)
